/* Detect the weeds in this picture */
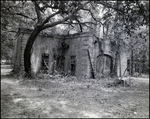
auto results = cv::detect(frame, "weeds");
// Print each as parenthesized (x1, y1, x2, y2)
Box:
(107, 77, 132, 87)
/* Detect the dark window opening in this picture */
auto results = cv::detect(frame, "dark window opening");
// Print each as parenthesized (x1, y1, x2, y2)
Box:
(135, 63, 139, 72)
(96, 54, 112, 77)
(70, 56, 76, 75)
(56, 56, 65, 72)
(41, 53, 49, 73)
(127, 59, 130, 72)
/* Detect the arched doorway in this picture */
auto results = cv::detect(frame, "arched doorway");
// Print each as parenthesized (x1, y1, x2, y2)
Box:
(96, 54, 113, 77)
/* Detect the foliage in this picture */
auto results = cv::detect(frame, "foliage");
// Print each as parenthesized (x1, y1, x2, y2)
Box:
(99, 1, 149, 62)
(1, 0, 149, 76)
(1, 1, 36, 59)
(1, 31, 14, 59)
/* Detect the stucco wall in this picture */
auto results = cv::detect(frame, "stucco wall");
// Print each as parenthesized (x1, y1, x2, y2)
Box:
(30, 35, 60, 74)
(120, 51, 130, 77)
(13, 32, 24, 72)
(14, 28, 129, 78)
(14, 28, 61, 74)
(64, 33, 94, 78)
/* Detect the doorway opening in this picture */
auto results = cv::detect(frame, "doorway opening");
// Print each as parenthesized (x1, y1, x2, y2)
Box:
(41, 53, 49, 73)
(96, 54, 113, 77)
(70, 56, 76, 76)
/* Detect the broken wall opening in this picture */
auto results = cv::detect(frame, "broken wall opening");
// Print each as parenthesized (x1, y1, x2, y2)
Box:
(41, 53, 49, 73)
(96, 54, 113, 78)
(70, 56, 76, 76)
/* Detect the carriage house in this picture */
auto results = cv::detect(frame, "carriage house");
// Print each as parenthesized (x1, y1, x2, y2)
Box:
(13, 27, 130, 78)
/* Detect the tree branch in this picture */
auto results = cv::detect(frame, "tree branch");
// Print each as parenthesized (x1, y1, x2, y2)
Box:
(31, 0, 44, 13)
(74, 20, 82, 32)
(2, 29, 17, 33)
(15, 13, 36, 21)
(63, 21, 98, 32)
(32, 1, 43, 24)
(96, 1, 124, 15)
(41, 14, 72, 30)
(82, 23, 94, 29)
(63, 21, 97, 25)
(80, 8, 104, 25)
(40, 6, 81, 30)
(2, 12, 36, 21)
(135, 0, 148, 24)
(40, 10, 61, 26)
(40, 3, 56, 11)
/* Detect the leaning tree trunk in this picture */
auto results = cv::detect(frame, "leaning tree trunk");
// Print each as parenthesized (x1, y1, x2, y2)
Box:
(130, 49, 134, 76)
(24, 27, 41, 77)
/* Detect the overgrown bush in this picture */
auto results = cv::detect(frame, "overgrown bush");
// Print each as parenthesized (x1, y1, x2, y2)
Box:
(107, 78, 132, 87)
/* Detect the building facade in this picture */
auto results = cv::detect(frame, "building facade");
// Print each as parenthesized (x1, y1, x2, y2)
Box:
(13, 27, 130, 78)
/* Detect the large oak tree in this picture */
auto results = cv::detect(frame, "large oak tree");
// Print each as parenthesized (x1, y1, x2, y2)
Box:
(23, 0, 149, 77)
(1, 0, 149, 77)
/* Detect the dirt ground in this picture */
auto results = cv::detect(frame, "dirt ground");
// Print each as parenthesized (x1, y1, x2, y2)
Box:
(1, 65, 149, 118)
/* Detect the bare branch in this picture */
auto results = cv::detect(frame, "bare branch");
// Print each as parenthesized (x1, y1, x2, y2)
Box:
(40, 3, 56, 11)
(40, 14, 72, 30)
(2, 29, 17, 33)
(82, 24, 94, 29)
(40, 10, 61, 26)
(1, 5, 22, 12)
(32, 1, 43, 24)
(15, 13, 36, 21)
(63, 21, 98, 32)
(2, 12, 36, 21)
(135, 1, 148, 24)
(41, 6, 81, 30)
(63, 21, 97, 25)
(73, 19, 82, 32)
(31, 0, 44, 13)
(96, 1, 124, 15)
(80, 8, 104, 25)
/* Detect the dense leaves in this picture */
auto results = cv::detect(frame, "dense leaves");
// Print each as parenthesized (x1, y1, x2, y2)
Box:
(1, 0, 149, 75)
(1, 1, 36, 59)
(98, 1, 149, 62)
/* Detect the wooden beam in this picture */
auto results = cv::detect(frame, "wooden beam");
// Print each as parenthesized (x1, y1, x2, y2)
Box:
(87, 50, 95, 79)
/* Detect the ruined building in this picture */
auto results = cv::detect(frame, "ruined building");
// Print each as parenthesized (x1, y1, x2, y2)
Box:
(13, 26, 131, 78)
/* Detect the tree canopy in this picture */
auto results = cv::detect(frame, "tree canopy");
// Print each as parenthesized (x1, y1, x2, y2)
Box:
(1, 0, 149, 36)
(1, 0, 149, 76)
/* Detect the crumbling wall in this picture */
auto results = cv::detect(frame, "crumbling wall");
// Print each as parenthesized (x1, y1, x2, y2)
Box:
(14, 28, 130, 78)
(13, 32, 24, 73)
(13, 28, 61, 74)
(64, 33, 95, 78)
(120, 51, 130, 77)
(31, 35, 60, 74)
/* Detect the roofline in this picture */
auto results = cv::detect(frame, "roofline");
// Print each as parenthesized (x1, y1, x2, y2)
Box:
(17, 27, 93, 39)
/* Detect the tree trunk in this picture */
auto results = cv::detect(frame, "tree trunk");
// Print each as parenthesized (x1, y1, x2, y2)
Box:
(119, 52, 121, 77)
(24, 27, 41, 77)
(131, 49, 134, 76)
(87, 50, 95, 79)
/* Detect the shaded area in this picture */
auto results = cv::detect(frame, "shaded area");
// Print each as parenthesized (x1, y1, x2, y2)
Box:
(1, 88, 13, 118)
(1, 65, 149, 118)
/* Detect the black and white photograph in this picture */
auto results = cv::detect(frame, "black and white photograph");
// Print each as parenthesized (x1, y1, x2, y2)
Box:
(1, 0, 149, 118)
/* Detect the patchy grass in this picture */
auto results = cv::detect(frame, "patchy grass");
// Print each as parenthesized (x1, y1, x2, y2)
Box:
(1, 67, 149, 118)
